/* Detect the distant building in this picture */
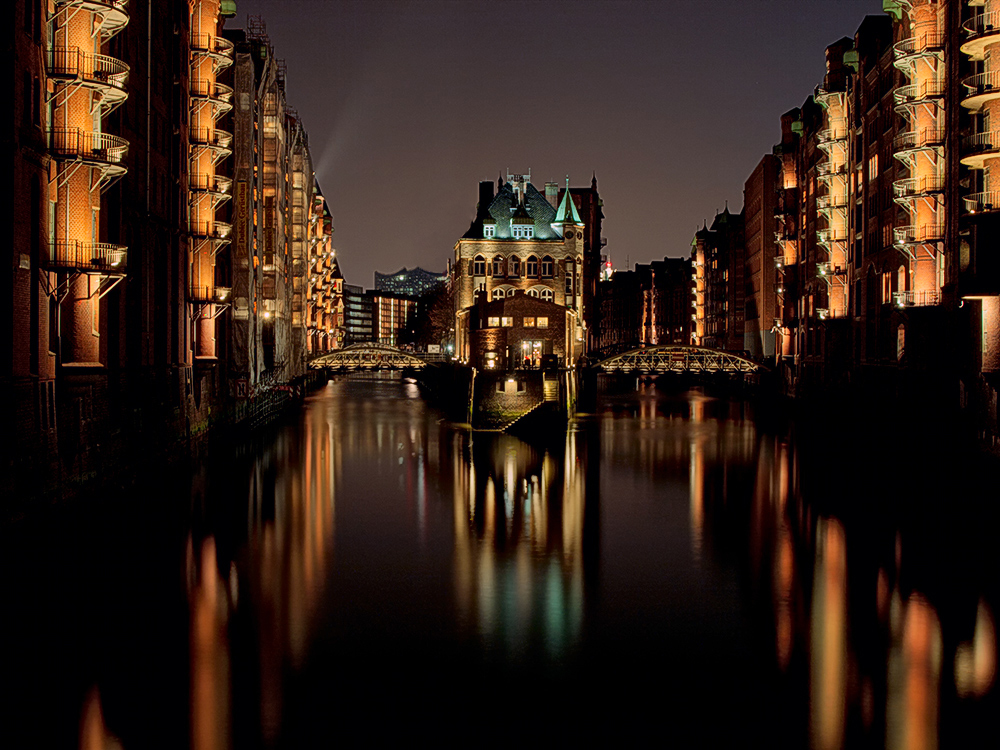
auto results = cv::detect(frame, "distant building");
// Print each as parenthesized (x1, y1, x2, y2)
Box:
(343, 284, 373, 345)
(368, 290, 420, 347)
(597, 258, 692, 354)
(691, 207, 746, 352)
(375, 267, 447, 298)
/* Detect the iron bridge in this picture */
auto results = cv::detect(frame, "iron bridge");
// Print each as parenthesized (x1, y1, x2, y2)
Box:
(594, 345, 764, 375)
(309, 343, 429, 372)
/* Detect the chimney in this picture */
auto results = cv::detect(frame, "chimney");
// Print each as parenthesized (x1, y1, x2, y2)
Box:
(545, 182, 559, 208)
(477, 181, 495, 219)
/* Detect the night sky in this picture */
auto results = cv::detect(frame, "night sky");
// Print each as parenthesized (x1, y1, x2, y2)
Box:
(232, 0, 885, 287)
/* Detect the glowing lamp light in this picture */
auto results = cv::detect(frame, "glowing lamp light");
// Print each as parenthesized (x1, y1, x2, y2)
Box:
(263, 312, 271, 319)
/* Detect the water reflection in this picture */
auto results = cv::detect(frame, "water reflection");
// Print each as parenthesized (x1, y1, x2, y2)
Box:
(451, 430, 594, 659)
(6, 375, 998, 747)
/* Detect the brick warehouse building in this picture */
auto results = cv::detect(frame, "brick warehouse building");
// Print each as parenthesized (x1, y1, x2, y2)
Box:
(4, 2, 333, 500)
(452, 171, 604, 366)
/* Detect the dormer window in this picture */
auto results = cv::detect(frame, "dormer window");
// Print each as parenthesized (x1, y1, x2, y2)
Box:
(484, 224, 495, 238)
(512, 225, 534, 240)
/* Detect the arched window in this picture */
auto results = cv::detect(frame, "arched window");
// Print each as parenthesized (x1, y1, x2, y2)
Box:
(565, 260, 575, 294)
(492, 287, 507, 301)
(897, 264, 906, 294)
(526, 255, 538, 277)
(507, 288, 517, 297)
(527, 287, 540, 298)
(540, 287, 554, 302)
(509, 256, 521, 277)
(492, 255, 505, 277)
(473, 255, 485, 276)
(541, 256, 554, 277)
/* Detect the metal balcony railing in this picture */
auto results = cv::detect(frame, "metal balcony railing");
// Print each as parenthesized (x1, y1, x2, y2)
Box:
(190, 79, 234, 113)
(962, 130, 1000, 157)
(893, 32, 945, 62)
(817, 128, 848, 146)
(55, 0, 129, 39)
(189, 173, 233, 197)
(816, 161, 847, 177)
(962, 72, 1000, 108)
(46, 241, 127, 273)
(893, 80, 945, 106)
(189, 286, 231, 304)
(816, 194, 848, 210)
(893, 175, 945, 199)
(816, 228, 847, 245)
(962, 11, 1000, 58)
(190, 127, 232, 150)
(893, 128, 945, 153)
(894, 224, 945, 245)
(963, 191, 1000, 213)
(190, 220, 232, 240)
(46, 47, 129, 94)
(894, 290, 940, 308)
(48, 128, 128, 165)
(190, 34, 235, 66)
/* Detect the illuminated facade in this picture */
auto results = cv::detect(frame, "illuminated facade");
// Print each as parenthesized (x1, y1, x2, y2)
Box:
(452, 172, 602, 366)
(690, 208, 745, 352)
(307, 191, 343, 355)
(5, 2, 334, 498)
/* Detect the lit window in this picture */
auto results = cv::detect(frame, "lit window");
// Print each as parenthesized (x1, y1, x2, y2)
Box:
(524, 317, 536, 327)
(492, 256, 505, 276)
(488, 316, 500, 327)
(537, 317, 548, 328)
(484, 224, 495, 238)
(502, 316, 513, 327)
(512, 225, 534, 239)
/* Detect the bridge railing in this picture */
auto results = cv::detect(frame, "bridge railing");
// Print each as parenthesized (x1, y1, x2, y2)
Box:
(594, 345, 764, 375)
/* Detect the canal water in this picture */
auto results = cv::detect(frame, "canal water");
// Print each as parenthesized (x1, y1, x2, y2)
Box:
(5, 375, 998, 748)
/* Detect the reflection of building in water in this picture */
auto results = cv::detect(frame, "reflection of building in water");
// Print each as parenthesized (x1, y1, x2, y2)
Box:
(242, 392, 338, 740)
(452, 430, 596, 657)
(186, 535, 233, 750)
(811, 517, 848, 750)
(887, 593, 941, 750)
(78, 686, 122, 750)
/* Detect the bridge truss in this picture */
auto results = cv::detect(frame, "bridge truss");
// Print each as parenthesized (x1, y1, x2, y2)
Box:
(309, 343, 429, 372)
(595, 346, 763, 375)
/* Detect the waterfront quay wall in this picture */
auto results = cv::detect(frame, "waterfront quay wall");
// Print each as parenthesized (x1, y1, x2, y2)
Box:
(1, 366, 323, 515)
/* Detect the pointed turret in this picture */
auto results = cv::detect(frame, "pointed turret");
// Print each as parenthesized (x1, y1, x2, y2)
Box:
(552, 179, 582, 235)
